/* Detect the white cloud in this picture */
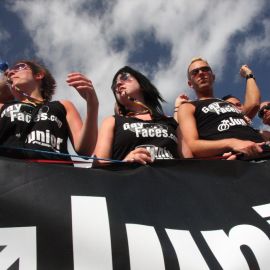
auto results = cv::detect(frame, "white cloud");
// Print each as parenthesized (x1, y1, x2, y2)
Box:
(5, 0, 268, 118)
(236, 19, 270, 61)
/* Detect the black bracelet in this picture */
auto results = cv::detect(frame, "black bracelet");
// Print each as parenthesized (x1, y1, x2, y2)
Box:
(246, 74, 255, 80)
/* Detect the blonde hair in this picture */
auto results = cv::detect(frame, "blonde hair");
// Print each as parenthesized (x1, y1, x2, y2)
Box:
(187, 57, 210, 79)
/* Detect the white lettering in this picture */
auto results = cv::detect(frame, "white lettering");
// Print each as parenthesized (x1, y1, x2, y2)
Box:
(126, 224, 165, 270)
(0, 227, 36, 270)
(26, 130, 63, 151)
(166, 229, 209, 269)
(202, 225, 270, 269)
(253, 203, 270, 225)
(71, 196, 113, 270)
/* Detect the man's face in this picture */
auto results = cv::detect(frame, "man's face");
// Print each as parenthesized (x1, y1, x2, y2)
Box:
(226, 97, 243, 112)
(188, 60, 215, 93)
(259, 101, 270, 125)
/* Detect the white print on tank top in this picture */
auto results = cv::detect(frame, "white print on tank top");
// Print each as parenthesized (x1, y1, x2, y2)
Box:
(201, 101, 241, 115)
(217, 117, 248, 131)
(34, 106, 63, 128)
(1, 104, 63, 128)
(135, 144, 173, 160)
(201, 101, 249, 132)
(1, 104, 32, 123)
(123, 122, 177, 143)
(25, 129, 63, 151)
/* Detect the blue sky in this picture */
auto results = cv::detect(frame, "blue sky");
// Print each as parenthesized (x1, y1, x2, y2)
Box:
(1, 0, 270, 129)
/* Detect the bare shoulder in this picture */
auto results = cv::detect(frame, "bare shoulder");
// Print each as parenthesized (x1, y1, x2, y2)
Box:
(59, 99, 75, 109)
(59, 100, 80, 116)
(178, 102, 195, 114)
(101, 116, 116, 128)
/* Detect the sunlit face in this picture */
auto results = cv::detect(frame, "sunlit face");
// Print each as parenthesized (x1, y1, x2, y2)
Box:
(113, 72, 141, 103)
(7, 63, 34, 87)
(188, 60, 215, 92)
(259, 101, 270, 125)
(226, 97, 243, 112)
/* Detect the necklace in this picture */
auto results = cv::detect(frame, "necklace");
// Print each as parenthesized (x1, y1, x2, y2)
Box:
(126, 95, 153, 116)
(7, 82, 45, 106)
(126, 109, 150, 116)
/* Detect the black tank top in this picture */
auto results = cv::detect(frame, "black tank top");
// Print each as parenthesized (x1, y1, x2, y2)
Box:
(191, 98, 263, 142)
(112, 115, 179, 161)
(0, 101, 71, 160)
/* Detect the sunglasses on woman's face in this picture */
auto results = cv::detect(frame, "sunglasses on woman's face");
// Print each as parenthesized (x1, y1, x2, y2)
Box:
(189, 66, 212, 77)
(258, 104, 270, 118)
(113, 72, 134, 91)
(9, 63, 30, 73)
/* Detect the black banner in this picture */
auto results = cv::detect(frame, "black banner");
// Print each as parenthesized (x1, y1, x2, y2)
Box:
(0, 157, 270, 269)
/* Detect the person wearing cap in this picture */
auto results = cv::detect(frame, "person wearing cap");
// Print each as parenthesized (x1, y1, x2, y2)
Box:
(94, 66, 192, 165)
(177, 57, 265, 160)
(0, 59, 98, 161)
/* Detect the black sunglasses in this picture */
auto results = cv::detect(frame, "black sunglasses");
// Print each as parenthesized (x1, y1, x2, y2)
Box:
(112, 72, 133, 91)
(189, 66, 212, 77)
(258, 104, 270, 118)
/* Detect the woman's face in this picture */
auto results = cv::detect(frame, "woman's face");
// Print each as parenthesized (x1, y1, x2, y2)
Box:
(7, 62, 41, 92)
(113, 72, 142, 104)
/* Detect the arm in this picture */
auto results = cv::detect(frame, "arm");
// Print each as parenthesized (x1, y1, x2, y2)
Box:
(240, 65, 260, 119)
(93, 116, 115, 163)
(63, 72, 99, 156)
(173, 94, 189, 122)
(178, 103, 264, 158)
(0, 75, 14, 103)
(176, 126, 193, 158)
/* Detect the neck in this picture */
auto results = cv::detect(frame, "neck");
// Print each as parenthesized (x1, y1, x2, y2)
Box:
(13, 86, 44, 105)
(125, 95, 152, 114)
(196, 88, 214, 100)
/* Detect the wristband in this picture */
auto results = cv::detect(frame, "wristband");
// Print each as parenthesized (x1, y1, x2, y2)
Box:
(246, 74, 255, 80)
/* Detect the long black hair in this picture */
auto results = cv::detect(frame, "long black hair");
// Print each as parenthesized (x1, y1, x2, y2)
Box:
(111, 66, 165, 118)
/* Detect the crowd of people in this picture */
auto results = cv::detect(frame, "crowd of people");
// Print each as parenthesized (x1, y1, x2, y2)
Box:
(0, 57, 269, 166)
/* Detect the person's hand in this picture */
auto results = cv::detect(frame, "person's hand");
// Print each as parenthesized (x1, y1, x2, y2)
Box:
(66, 72, 98, 104)
(0, 74, 13, 103)
(123, 147, 153, 164)
(231, 139, 264, 158)
(222, 152, 237, 160)
(174, 94, 189, 109)
(240, 65, 253, 78)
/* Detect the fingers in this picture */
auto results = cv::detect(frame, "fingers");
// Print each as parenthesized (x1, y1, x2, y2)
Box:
(239, 142, 264, 157)
(175, 94, 189, 107)
(124, 148, 153, 165)
(239, 64, 252, 78)
(66, 73, 92, 87)
(66, 72, 97, 102)
(179, 94, 189, 100)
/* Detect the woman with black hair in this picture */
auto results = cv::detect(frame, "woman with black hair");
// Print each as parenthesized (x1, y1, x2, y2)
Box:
(94, 66, 190, 165)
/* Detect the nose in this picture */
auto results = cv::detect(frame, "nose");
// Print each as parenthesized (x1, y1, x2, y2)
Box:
(115, 80, 124, 93)
(198, 69, 205, 75)
(7, 69, 16, 78)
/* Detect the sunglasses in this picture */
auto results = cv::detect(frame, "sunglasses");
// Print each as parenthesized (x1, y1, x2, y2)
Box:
(189, 66, 212, 77)
(258, 104, 270, 118)
(9, 63, 30, 73)
(113, 72, 133, 91)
